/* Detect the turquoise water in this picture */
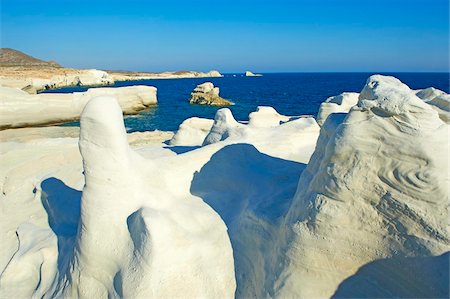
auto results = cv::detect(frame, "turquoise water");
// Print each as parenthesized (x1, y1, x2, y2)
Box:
(43, 73, 449, 132)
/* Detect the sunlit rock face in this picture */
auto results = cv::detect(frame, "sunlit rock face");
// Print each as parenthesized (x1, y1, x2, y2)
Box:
(316, 92, 359, 125)
(276, 75, 450, 298)
(0, 75, 448, 299)
(0, 85, 157, 129)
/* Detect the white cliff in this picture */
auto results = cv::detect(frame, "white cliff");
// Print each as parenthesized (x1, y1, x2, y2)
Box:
(0, 69, 114, 93)
(415, 87, 450, 123)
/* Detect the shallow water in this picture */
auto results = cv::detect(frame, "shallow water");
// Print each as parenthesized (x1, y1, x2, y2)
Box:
(43, 72, 449, 132)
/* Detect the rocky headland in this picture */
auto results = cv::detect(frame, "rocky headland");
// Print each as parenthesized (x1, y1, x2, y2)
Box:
(0, 48, 223, 94)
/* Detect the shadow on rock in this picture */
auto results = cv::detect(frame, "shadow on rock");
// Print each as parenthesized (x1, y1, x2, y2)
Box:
(190, 143, 305, 298)
(40, 177, 81, 273)
(164, 145, 201, 155)
(332, 252, 449, 298)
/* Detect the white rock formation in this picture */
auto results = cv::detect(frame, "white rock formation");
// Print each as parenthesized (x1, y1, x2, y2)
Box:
(316, 92, 359, 125)
(110, 70, 223, 82)
(169, 117, 214, 146)
(245, 71, 262, 77)
(0, 69, 114, 93)
(415, 87, 450, 123)
(248, 106, 290, 127)
(0, 97, 236, 298)
(0, 85, 157, 128)
(206, 70, 223, 77)
(0, 74, 448, 299)
(189, 82, 231, 106)
(203, 107, 320, 163)
(62, 97, 235, 298)
(275, 75, 450, 298)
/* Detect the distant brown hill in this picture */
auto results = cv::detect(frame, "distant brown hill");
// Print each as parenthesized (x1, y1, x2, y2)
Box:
(0, 48, 62, 67)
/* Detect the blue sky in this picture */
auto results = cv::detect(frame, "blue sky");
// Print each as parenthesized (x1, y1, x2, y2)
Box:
(1, 0, 448, 72)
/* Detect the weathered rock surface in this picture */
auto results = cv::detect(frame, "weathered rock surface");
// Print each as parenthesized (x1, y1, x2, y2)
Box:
(0, 85, 157, 129)
(0, 74, 448, 299)
(0, 68, 115, 93)
(316, 92, 359, 125)
(189, 82, 232, 106)
(275, 75, 450, 298)
(170, 117, 214, 146)
(415, 87, 450, 123)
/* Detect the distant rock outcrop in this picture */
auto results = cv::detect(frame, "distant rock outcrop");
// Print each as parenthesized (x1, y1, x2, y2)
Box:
(205, 70, 223, 77)
(0, 48, 62, 67)
(109, 70, 223, 82)
(245, 70, 262, 77)
(189, 82, 232, 106)
(0, 48, 224, 93)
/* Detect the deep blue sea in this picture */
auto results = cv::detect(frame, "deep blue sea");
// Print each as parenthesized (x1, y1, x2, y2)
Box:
(43, 73, 449, 132)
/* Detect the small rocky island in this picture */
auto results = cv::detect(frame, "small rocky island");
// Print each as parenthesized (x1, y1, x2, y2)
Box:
(245, 70, 262, 77)
(189, 82, 232, 106)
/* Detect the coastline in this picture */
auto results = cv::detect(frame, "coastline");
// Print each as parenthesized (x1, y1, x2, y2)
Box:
(0, 66, 223, 94)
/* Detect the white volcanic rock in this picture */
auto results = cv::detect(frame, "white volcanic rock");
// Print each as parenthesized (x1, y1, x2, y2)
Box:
(415, 87, 445, 100)
(1, 74, 448, 299)
(248, 106, 290, 127)
(245, 71, 262, 77)
(0, 85, 157, 128)
(0, 97, 236, 298)
(415, 87, 450, 123)
(41, 69, 114, 91)
(110, 70, 223, 82)
(203, 107, 320, 163)
(0, 69, 114, 93)
(189, 82, 231, 106)
(203, 108, 245, 145)
(169, 117, 214, 146)
(316, 92, 359, 125)
(61, 97, 235, 298)
(275, 75, 450, 298)
(0, 98, 321, 297)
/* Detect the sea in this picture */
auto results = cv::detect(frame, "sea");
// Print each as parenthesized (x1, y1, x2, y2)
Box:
(43, 73, 450, 132)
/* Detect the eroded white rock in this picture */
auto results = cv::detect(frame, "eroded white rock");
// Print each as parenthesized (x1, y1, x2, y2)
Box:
(316, 92, 359, 125)
(276, 75, 450, 298)
(170, 117, 214, 146)
(0, 85, 157, 129)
